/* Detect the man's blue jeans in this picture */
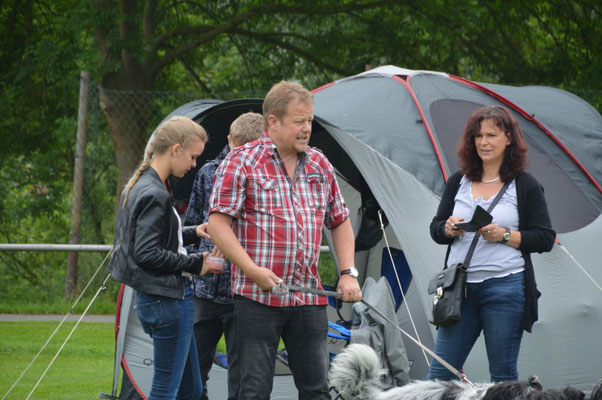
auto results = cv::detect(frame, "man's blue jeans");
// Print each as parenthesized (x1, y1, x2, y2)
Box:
(135, 279, 202, 400)
(427, 271, 526, 382)
(234, 295, 330, 400)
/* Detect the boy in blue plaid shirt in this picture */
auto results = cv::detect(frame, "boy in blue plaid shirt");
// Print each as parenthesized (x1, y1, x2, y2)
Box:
(184, 112, 264, 400)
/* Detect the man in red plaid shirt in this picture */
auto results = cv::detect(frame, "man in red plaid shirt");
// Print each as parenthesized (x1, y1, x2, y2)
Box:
(208, 80, 361, 399)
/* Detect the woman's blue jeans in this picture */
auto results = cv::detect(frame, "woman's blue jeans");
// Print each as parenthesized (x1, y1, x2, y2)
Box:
(427, 272, 526, 382)
(135, 279, 202, 400)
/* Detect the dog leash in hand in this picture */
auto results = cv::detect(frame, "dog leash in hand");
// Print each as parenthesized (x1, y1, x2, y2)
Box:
(272, 283, 471, 384)
(272, 283, 343, 298)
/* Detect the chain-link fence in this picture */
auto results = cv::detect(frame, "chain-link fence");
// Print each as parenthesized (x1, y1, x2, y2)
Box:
(66, 79, 255, 301)
(0, 75, 262, 305)
(81, 80, 268, 241)
(82, 83, 204, 244)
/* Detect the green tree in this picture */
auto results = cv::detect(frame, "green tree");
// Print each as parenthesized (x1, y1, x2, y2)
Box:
(89, 0, 407, 198)
(1, 0, 599, 301)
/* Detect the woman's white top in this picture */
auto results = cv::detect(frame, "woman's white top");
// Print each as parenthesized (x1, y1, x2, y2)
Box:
(447, 176, 524, 283)
(173, 207, 188, 256)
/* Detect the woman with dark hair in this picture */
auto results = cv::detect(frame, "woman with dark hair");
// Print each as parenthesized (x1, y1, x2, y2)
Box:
(108, 116, 224, 400)
(427, 105, 556, 382)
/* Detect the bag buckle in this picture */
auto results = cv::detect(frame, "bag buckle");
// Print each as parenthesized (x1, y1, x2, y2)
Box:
(434, 286, 443, 305)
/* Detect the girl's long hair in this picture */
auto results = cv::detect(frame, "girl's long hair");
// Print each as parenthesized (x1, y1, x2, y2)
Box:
(121, 116, 207, 207)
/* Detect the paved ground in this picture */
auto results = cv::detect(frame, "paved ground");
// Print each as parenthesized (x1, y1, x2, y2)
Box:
(0, 313, 114, 323)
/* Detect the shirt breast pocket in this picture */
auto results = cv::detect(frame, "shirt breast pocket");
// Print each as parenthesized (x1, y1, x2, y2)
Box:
(307, 175, 327, 210)
(250, 177, 282, 213)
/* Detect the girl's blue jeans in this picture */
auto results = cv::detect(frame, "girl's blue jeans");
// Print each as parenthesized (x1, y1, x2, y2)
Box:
(135, 279, 202, 400)
(427, 271, 526, 382)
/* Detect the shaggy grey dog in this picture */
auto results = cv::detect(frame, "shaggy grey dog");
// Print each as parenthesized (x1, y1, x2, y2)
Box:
(327, 343, 529, 400)
(328, 343, 596, 400)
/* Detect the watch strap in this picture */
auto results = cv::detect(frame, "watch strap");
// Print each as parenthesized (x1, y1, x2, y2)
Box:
(500, 228, 511, 243)
(340, 268, 357, 277)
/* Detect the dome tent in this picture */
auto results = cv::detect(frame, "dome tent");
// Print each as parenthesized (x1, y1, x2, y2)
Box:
(311, 65, 601, 389)
(110, 66, 602, 398)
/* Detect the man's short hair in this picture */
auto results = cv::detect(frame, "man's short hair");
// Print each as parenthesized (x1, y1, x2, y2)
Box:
(229, 112, 264, 148)
(262, 80, 313, 126)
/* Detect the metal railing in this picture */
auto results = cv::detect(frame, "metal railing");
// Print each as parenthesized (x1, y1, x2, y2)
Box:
(0, 244, 330, 253)
(0, 244, 112, 252)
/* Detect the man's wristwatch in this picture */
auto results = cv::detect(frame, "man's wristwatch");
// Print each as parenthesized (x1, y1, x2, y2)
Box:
(340, 267, 359, 279)
(500, 228, 511, 244)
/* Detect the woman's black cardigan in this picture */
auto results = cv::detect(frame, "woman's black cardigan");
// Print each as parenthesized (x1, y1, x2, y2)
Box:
(430, 171, 556, 332)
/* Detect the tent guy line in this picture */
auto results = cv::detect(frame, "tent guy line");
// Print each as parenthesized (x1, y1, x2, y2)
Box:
(557, 242, 602, 291)
(24, 273, 111, 400)
(378, 209, 430, 367)
(1, 251, 113, 400)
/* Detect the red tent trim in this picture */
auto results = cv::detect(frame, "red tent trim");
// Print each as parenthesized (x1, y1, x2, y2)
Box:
(122, 354, 148, 400)
(115, 284, 125, 336)
(312, 81, 336, 93)
(393, 75, 449, 182)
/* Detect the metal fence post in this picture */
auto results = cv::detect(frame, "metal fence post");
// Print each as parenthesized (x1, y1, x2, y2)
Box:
(66, 71, 90, 301)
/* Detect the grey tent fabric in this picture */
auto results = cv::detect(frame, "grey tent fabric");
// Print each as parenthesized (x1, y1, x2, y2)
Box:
(351, 277, 411, 387)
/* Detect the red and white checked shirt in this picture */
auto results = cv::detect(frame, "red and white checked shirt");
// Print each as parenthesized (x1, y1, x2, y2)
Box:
(208, 132, 350, 307)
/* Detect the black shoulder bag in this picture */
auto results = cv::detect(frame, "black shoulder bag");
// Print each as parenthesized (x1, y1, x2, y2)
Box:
(428, 182, 510, 327)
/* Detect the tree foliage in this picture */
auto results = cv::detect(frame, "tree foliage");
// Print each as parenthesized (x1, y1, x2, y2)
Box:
(83, 0, 601, 193)
(0, 0, 599, 300)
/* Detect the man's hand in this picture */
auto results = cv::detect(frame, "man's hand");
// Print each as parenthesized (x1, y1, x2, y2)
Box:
(246, 266, 283, 292)
(337, 274, 362, 302)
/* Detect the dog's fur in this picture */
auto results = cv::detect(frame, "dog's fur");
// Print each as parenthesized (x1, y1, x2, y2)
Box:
(482, 379, 543, 400)
(592, 380, 602, 400)
(513, 380, 602, 400)
(329, 343, 598, 400)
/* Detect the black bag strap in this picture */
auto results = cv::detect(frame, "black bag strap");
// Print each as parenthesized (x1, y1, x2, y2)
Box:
(462, 181, 510, 267)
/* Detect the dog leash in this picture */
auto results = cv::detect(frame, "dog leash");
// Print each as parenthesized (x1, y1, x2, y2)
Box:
(272, 283, 471, 384)
(272, 283, 343, 298)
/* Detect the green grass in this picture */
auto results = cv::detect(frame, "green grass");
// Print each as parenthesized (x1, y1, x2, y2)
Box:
(0, 250, 334, 399)
(0, 321, 116, 400)
(0, 321, 265, 400)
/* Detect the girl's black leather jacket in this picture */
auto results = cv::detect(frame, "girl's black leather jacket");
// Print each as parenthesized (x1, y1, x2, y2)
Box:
(108, 168, 203, 299)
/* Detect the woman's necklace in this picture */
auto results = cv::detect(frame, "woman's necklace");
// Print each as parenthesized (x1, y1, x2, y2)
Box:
(482, 176, 500, 183)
